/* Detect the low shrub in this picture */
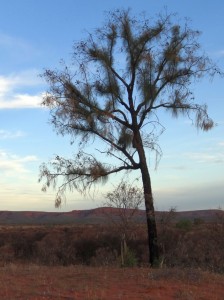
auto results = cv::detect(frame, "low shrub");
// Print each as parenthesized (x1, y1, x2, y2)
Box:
(175, 219, 192, 231)
(0, 220, 223, 273)
(121, 248, 138, 267)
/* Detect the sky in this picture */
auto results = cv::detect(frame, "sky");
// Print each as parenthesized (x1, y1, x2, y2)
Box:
(0, 0, 223, 212)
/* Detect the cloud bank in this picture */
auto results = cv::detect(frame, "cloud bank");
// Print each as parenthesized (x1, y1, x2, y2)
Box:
(0, 70, 44, 109)
(0, 129, 25, 139)
(0, 149, 38, 175)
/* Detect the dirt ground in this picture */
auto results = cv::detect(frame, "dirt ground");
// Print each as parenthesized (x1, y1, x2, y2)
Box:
(0, 265, 223, 299)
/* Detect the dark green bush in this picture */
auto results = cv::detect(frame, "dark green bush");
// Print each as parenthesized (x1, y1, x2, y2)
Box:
(176, 219, 192, 231)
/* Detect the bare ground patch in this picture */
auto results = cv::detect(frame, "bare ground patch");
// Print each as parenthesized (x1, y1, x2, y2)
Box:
(0, 265, 223, 299)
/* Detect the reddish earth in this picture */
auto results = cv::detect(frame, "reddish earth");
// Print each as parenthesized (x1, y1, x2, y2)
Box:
(0, 265, 223, 299)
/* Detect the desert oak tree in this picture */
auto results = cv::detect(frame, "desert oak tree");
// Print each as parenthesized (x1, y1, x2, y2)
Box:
(39, 10, 220, 265)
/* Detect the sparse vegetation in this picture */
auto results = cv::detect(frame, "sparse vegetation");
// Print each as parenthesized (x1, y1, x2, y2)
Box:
(103, 180, 144, 236)
(0, 210, 223, 298)
(175, 219, 193, 230)
(0, 210, 223, 274)
(103, 180, 144, 266)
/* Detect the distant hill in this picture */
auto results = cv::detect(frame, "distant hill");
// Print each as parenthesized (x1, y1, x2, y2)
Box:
(0, 208, 222, 225)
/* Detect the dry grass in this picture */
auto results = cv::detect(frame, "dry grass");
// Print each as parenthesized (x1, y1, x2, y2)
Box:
(0, 264, 223, 299)
(0, 221, 223, 299)
(0, 221, 223, 272)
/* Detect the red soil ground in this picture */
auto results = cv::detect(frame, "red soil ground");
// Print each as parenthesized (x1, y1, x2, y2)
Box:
(0, 265, 223, 299)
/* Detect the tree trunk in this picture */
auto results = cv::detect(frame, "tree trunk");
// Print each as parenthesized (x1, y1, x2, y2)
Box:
(141, 159, 159, 266)
(121, 233, 127, 267)
(134, 130, 159, 266)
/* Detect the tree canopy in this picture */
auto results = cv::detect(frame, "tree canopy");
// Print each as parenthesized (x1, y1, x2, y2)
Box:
(39, 10, 218, 205)
(39, 9, 221, 264)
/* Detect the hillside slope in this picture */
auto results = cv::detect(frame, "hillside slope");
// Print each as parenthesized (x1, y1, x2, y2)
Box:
(0, 207, 222, 225)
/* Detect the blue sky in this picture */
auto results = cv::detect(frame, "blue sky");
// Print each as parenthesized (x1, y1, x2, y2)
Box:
(0, 0, 223, 212)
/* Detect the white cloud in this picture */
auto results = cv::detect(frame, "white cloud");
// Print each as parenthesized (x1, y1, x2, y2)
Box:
(0, 70, 43, 88)
(0, 149, 38, 175)
(0, 33, 30, 49)
(0, 70, 45, 109)
(182, 141, 224, 164)
(0, 93, 42, 109)
(0, 32, 40, 63)
(0, 129, 25, 139)
(183, 152, 224, 163)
